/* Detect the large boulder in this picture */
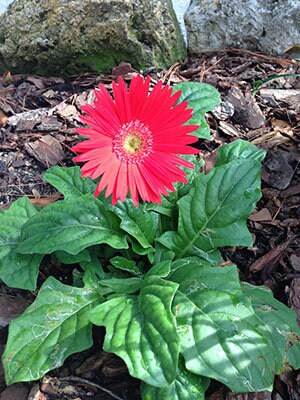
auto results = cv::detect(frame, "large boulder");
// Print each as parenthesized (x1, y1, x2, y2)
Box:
(0, 0, 186, 75)
(185, 0, 300, 56)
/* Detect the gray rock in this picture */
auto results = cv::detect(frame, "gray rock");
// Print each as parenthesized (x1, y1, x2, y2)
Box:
(0, 0, 14, 14)
(0, 0, 186, 76)
(171, 0, 191, 43)
(185, 0, 300, 56)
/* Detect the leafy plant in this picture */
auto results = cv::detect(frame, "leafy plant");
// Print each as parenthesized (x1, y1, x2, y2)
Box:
(1, 81, 299, 400)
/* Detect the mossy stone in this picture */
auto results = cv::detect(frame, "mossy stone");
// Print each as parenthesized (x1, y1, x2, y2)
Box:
(0, 0, 186, 76)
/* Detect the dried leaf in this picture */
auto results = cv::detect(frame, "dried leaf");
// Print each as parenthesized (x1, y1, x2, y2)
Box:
(0, 109, 8, 127)
(249, 208, 272, 222)
(56, 104, 77, 119)
(25, 134, 65, 167)
(112, 61, 136, 76)
(249, 236, 297, 272)
(29, 192, 62, 207)
(227, 86, 266, 129)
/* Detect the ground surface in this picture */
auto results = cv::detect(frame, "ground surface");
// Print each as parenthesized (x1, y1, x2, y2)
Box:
(0, 49, 299, 399)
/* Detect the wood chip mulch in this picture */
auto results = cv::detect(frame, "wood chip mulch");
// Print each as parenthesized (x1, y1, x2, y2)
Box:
(0, 48, 299, 400)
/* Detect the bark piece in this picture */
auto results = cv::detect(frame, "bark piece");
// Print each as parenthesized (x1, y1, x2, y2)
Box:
(227, 87, 266, 129)
(25, 134, 65, 167)
(0, 294, 28, 327)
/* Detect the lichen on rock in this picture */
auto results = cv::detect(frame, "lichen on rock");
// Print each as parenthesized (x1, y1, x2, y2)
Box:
(0, 0, 186, 75)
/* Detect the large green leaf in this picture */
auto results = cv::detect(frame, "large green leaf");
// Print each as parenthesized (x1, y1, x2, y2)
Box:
(157, 157, 262, 257)
(169, 261, 279, 392)
(99, 277, 143, 294)
(2, 277, 103, 384)
(145, 260, 171, 278)
(17, 195, 128, 255)
(110, 256, 142, 277)
(141, 356, 210, 400)
(0, 197, 42, 290)
(89, 276, 180, 387)
(44, 166, 95, 199)
(173, 82, 220, 139)
(106, 200, 159, 254)
(241, 282, 300, 371)
(215, 139, 266, 166)
(54, 249, 91, 264)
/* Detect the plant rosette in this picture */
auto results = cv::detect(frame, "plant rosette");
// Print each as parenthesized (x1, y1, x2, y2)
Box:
(1, 76, 299, 400)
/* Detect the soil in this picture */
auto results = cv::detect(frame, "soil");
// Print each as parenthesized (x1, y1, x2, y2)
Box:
(0, 49, 299, 400)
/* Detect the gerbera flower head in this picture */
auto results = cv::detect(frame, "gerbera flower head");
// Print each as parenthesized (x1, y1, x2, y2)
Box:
(72, 75, 199, 206)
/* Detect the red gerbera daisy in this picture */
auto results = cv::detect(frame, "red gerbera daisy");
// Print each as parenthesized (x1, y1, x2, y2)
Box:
(72, 75, 199, 206)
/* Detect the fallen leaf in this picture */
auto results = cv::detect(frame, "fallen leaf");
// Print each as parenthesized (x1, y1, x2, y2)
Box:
(280, 183, 300, 197)
(203, 149, 218, 173)
(0, 109, 8, 127)
(227, 86, 266, 129)
(56, 103, 77, 119)
(249, 208, 272, 222)
(25, 134, 65, 167)
(218, 120, 242, 137)
(112, 61, 136, 76)
(26, 76, 46, 89)
(29, 192, 62, 207)
(260, 89, 300, 111)
(249, 236, 297, 273)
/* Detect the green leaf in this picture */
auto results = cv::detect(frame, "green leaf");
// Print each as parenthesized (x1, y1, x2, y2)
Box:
(215, 139, 266, 166)
(54, 249, 91, 264)
(173, 82, 220, 139)
(2, 276, 103, 384)
(152, 243, 175, 265)
(287, 341, 300, 369)
(100, 277, 143, 294)
(110, 256, 142, 277)
(89, 276, 180, 387)
(80, 249, 105, 279)
(170, 258, 239, 292)
(241, 282, 300, 371)
(44, 166, 96, 199)
(157, 158, 262, 257)
(141, 356, 209, 400)
(169, 261, 279, 392)
(145, 261, 171, 278)
(17, 195, 128, 255)
(106, 199, 159, 253)
(0, 197, 42, 290)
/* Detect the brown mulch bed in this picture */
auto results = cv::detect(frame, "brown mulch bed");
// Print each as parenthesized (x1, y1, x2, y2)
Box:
(0, 48, 299, 400)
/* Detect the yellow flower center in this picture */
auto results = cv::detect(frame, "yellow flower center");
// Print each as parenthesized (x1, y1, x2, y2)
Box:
(123, 134, 142, 154)
(113, 120, 153, 164)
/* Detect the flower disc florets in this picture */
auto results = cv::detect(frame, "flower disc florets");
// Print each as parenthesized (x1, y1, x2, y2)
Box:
(113, 120, 153, 164)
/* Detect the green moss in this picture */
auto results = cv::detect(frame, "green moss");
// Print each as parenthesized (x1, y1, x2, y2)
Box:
(76, 49, 148, 74)
(76, 53, 115, 73)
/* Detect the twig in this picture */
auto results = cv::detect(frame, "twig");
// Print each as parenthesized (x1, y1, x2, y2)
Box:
(59, 376, 125, 400)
